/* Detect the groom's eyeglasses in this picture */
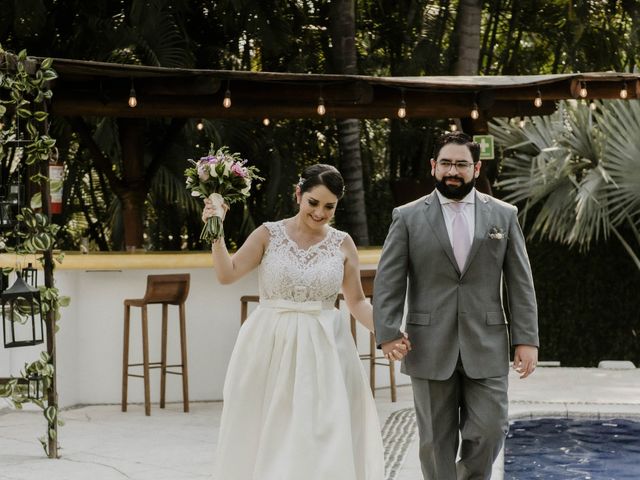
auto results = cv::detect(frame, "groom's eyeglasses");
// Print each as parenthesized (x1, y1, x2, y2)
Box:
(436, 160, 474, 171)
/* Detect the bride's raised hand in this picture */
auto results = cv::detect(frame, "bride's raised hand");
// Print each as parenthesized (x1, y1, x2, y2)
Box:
(202, 196, 229, 223)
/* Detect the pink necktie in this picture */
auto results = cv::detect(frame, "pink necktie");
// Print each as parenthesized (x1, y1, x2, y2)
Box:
(450, 202, 471, 271)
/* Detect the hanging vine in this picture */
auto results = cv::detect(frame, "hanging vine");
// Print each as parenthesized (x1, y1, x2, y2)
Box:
(0, 46, 68, 457)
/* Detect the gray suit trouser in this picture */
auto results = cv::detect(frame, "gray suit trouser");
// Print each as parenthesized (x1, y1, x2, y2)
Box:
(411, 361, 509, 480)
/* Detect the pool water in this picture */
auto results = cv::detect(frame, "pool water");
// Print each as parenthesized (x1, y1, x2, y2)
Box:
(504, 418, 640, 479)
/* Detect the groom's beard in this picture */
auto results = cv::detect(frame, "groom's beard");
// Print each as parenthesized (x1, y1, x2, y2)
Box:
(435, 175, 476, 200)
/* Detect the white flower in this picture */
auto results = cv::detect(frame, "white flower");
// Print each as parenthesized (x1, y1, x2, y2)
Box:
(209, 164, 218, 177)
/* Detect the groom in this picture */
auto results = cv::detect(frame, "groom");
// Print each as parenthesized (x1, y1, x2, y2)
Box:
(373, 131, 539, 480)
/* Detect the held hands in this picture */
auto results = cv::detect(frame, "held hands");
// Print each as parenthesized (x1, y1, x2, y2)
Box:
(512, 345, 538, 379)
(381, 332, 412, 361)
(202, 195, 229, 223)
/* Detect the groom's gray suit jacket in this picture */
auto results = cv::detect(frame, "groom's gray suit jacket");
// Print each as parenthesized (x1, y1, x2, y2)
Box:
(373, 190, 539, 380)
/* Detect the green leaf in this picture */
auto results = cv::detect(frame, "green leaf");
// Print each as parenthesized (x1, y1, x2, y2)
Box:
(40, 58, 53, 70)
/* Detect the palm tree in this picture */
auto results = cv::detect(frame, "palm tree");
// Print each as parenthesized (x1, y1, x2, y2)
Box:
(491, 100, 640, 271)
(328, 0, 370, 246)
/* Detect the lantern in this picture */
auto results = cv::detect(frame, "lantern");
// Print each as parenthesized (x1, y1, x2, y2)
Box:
(1, 274, 44, 348)
(27, 373, 44, 400)
(0, 181, 23, 231)
(21, 262, 38, 287)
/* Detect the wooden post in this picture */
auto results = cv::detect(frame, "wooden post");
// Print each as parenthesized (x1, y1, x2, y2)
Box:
(39, 102, 59, 459)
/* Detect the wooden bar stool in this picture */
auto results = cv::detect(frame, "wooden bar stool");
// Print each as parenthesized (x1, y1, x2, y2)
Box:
(122, 274, 190, 416)
(240, 295, 260, 324)
(337, 269, 397, 402)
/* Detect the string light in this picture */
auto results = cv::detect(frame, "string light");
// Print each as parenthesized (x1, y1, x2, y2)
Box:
(470, 102, 479, 120)
(128, 80, 137, 108)
(579, 81, 588, 98)
(519, 116, 526, 128)
(262, 118, 270, 126)
(223, 88, 232, 108)
(534, 90, 543, 108)
(196, 119, 204, 131)
(589, 99, 597, 111)
(317, 96, 326, 116)
(449, 119, 457, 132)
(397, 89, 407, 119)
(620, 82, 628, 99)
(397, 100, 407, 119)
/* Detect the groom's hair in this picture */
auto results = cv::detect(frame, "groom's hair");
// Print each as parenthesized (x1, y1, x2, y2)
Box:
(433, 132, 480, 163)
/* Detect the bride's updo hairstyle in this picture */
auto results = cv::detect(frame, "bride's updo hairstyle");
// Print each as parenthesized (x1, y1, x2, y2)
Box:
(297, 164, 345, 200)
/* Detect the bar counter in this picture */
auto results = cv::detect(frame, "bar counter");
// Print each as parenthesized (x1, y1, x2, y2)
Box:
(0, 248, 406, 410)
(0, 248, 383, 270)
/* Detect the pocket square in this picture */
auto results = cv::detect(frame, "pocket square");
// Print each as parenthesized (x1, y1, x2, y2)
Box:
(489, 226, 507, 240)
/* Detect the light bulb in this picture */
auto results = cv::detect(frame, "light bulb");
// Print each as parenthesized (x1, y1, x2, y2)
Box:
(262, 118, 270, 126)
(519, 116, 526, 128)
(589, 100, 597, 111)
(397, 100, 407, 119)
(534, 90, 542, 108)
(449, 121, 457, 132)
(579, 82, 588, 98)
(128, 86, 137, 108)
(223, 89, 232, 108)
(620, 83, 628, 99)
(317, 97, 326, 116)
(470, 103, 479, 120)
(196, 120, 204, 131)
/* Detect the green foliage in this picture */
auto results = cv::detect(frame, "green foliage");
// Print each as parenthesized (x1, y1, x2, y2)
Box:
(0, 47, 67, 457)
(491, 100, 640, 270)
(528, 239, 640, 367)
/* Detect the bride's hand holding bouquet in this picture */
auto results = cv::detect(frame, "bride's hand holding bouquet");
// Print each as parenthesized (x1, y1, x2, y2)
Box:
(184, 145, 262, 244)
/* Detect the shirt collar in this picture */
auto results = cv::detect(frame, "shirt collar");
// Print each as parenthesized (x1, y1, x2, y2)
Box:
(436, 188, 476, 206)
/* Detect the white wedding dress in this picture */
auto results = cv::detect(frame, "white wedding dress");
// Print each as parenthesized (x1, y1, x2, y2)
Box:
(214, 220, 384, 480)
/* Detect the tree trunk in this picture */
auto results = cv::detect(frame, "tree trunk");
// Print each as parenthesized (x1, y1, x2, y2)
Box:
(452, 0, 483, 75)
(452, 0, 493, 195)
(328, 0, 369, 245)
(118, 118, 146, 250)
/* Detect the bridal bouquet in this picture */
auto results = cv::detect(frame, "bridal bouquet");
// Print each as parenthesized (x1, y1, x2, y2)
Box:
(185, 145, 262, 243)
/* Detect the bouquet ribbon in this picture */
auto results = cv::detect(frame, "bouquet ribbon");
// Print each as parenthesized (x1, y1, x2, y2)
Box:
(208, 193, 226, 219)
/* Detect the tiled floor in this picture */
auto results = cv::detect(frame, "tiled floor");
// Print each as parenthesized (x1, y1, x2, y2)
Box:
(1, 367, 639, 480)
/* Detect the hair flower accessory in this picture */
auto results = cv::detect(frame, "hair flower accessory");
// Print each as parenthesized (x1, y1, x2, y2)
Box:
(489, 226, 507, 240)
(185, 145, 263, 244)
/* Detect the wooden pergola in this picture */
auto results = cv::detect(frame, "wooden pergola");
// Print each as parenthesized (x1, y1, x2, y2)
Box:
(48, 58, 640, 121)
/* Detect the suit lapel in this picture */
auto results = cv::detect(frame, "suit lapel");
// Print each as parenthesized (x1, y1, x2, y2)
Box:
(461, 191, 492, 276)
(424, 192, 460, 274)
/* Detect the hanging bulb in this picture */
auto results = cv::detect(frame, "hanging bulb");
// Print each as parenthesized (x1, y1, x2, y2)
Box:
(196, 119, 204, 131)
(518, 116, 526, 128)
(620, 82, 628, 99)
(579, 81, 588, 98)
(397, 99, 407, 119)
(262, 117, 270, 126)
(317, 97, 326, 116)
(534, 90, 543, 108)
(449, 120, 457, 132)
(128, 82, 137, 108)
(589, 99, 597, 111)
(470, 102, 479, 120)
(223, 89, 232, 108)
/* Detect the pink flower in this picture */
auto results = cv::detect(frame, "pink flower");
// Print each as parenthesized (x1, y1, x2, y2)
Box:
(230, 162, 247, 177)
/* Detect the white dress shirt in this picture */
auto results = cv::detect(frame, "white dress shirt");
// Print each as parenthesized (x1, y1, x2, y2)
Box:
(436, 188, 476, 249)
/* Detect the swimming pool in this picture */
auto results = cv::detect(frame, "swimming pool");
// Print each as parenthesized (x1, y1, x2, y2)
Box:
(504, 417, 640, 479)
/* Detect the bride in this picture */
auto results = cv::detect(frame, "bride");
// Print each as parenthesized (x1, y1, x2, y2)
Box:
(205, 164, 410, 480)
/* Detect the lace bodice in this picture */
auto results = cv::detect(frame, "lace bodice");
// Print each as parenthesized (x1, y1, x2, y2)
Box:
(259, 220, 346, 303)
